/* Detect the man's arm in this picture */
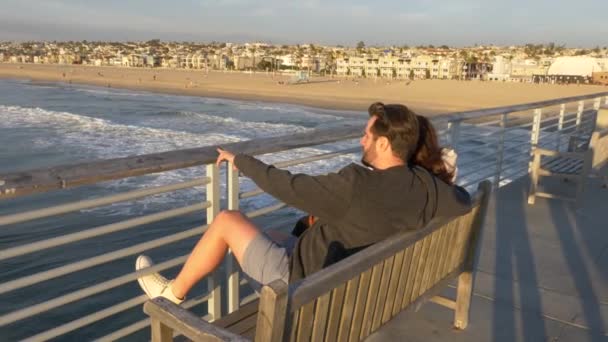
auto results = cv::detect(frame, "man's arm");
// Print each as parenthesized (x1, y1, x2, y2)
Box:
(234, 154, 357, 222)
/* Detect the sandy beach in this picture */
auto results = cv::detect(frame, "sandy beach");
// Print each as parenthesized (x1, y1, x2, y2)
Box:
(1, 63, 607, 115)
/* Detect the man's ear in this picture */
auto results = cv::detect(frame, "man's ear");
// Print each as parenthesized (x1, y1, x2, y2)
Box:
(377, 136, 391, 152)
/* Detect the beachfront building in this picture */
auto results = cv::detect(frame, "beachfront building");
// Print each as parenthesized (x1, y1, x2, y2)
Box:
(535, 56, 603, 84)
(509, 59, 544, 82)
(487, 56, 513, 81)
(395, 58, 413, 79)
(364, 57, 380, 77)
(379, 57, 396, 78)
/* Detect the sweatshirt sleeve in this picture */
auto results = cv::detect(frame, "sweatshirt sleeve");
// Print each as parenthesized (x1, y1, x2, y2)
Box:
(234, 154, 357, 221)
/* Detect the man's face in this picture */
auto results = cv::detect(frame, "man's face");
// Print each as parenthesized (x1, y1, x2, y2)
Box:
(360, 116, 379, 168)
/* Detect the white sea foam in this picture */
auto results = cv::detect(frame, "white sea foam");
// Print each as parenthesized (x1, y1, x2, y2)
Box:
(0, 101, 538, 217)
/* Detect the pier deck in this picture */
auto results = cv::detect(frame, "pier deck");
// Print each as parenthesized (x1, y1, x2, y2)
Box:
(367, 176, 608, 341)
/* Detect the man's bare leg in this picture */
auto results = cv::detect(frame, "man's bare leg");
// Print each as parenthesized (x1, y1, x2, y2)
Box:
(170, 210, 260, 299)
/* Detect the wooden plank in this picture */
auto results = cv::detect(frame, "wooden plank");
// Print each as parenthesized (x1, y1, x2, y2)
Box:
(359, 263, 384, 339)
(392, 245, 414, 316)
(430, 296, 456, 310)
(449, 219, 467, 272)
(144, 298, 248, 342)
(255, 280, 288, 342)
(336, 276, 361, 342)
(408, 237, 432, 305)
(226, 313, 258, 335)
(151, 319, 173, 342)
(213, 299, 259, 329)
(288, 310, 300, 342)
(432, 225, 450, 285)
(417, 230, 440, 298)
(295, 300, 315, 342)
(371, 256, 395, 332)
(381, 250, 405, 324)
(348, 268, 373, 342)
(401, 240, 423, 309)
(324, 283, 346, 342)
(442, 220, 460, 276)
(311, 292, 332, 342)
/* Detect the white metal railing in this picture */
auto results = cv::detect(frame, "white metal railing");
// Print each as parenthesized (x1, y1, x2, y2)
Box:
(0, 92, 606, 340)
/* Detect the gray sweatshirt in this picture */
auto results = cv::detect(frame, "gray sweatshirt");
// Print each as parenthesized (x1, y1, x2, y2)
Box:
(234, 154, 472, 283)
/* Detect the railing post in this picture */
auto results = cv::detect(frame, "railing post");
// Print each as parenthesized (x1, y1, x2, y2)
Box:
(556, 104, 565, 151)
(575, 100, 584, 135)
(447, 120, 462, 150)
(226, 164, 240, 314)
(530, 108, 542, 172)
(494, 113, 507, 187)
(206, 164, 222, 321)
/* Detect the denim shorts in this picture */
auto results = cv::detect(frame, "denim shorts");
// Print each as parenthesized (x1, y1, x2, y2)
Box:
(241, 232, 296, 292)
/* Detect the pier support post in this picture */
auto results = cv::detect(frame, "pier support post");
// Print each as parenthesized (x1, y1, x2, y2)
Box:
(556, 104, 565, 150)
(447, 120, 461, 150)
(206, 164, 222, 321)
(576, 101, 584, 135)
(494, 114, 507, 187)
(226, 164, 241, 314)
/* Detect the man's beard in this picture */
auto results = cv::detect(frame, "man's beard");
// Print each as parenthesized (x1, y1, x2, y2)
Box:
(361, 150, 375, 169)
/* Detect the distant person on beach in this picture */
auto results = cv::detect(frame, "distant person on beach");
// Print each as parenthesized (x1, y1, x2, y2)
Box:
(135, 103, 471, 304)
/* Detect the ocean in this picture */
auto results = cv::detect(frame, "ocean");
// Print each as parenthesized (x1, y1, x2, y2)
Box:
(0, 79, 530, 340)
(0, 79, 367, 341)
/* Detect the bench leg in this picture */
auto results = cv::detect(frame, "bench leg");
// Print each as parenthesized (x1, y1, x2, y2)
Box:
(454, 271, 473, 330)
(527, 153, 541, 205)
(151, 318, 173, 342)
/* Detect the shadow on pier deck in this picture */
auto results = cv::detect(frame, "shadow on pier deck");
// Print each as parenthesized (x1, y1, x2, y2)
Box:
(367, 176, 608, 342)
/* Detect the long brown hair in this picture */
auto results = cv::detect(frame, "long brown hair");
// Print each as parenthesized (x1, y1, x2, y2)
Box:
(412, 115, 455, 185)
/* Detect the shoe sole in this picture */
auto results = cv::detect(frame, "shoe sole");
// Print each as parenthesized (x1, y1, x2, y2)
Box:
(136, 255, 154, 298)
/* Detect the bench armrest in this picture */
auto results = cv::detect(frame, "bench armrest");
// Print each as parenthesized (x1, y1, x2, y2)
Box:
(144, 297, 249, 342)
(533, 147, 588, 160)
(567, 134, 591, 152)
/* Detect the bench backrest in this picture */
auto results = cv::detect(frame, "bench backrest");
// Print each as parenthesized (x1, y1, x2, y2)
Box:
(597, 107, 608, 131)
(254, 181, 492, 342)
(590, 128, 608, 168)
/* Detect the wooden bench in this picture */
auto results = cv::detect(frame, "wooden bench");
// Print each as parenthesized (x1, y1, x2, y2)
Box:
(528, 107, 608, 205)
(144, 181, 492, 342)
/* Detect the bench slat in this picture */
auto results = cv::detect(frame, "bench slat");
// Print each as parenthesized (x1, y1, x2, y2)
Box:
(311, 292, 331, 342)
(444, 221, 460, 277)
(381, 249, 406, 324)
(347, 268, 373, 342)
(324, 283, 346, 341)
(295, 300, 315, 341)
(344, 268, 371, 341)
(392, 245, 414, 317)
(359, 262, 383, 339)
(336, 276, 361, 342)
(432, 226, 450, 285)
(213, 299, 259, 330)
(401, 240, 423, 309)
(418, 230, 441, 298)
(371, 255, 395, 331)
(409, 236, 432, 305)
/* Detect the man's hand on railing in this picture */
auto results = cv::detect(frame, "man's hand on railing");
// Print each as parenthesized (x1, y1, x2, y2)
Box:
(216, 148, 238, 170)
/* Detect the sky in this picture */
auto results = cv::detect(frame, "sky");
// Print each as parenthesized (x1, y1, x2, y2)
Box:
(1, 0, 607, 47)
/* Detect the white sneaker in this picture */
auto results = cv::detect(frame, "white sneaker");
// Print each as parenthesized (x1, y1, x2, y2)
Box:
(136, 255, 184, 304)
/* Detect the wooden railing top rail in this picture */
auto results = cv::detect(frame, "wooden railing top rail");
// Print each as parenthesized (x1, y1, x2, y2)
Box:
(0, 121, 362, 198)
(1, 92, 606, 199)
(431, 91, 608, 124)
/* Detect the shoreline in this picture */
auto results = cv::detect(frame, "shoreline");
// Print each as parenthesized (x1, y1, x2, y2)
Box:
(1, 63, 607, 116)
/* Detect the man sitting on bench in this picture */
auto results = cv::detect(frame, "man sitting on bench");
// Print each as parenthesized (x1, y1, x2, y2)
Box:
(135, 102, 471, 304)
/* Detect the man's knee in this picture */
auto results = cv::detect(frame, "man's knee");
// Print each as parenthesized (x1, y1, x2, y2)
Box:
(216, 209, 244, 220)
